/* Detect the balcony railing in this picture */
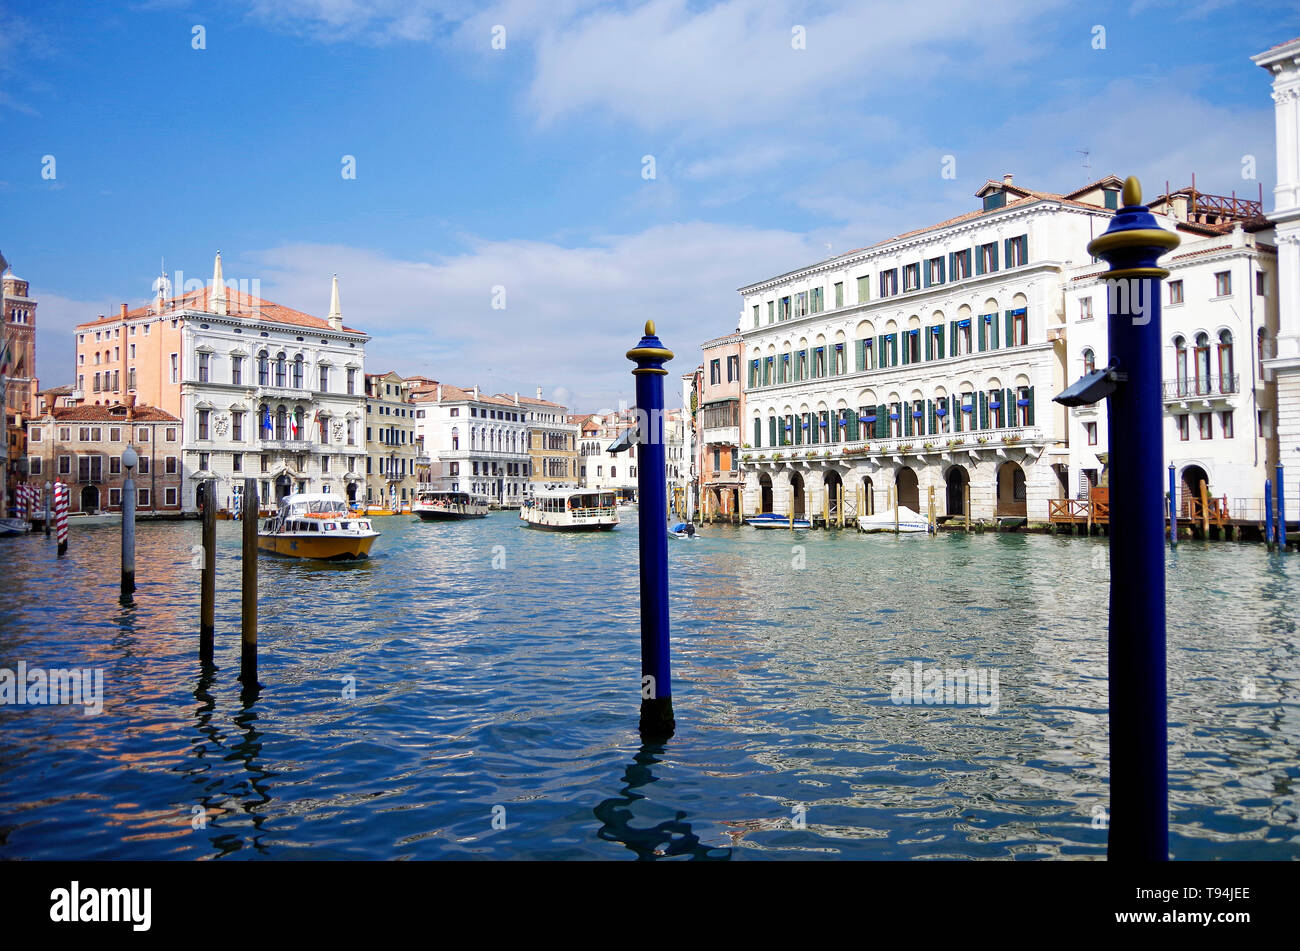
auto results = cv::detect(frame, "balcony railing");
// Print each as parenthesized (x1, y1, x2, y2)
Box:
(742, 427, 1045, 462)
(1162, 375, 1239, 400)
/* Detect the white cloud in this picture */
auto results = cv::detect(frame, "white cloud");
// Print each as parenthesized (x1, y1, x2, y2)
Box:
(230, 222, 825, 411)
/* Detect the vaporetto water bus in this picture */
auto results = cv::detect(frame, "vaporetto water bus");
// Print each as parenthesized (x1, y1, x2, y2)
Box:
(520, 488, 619, 532)
(412, 490, 488, 521)
(258, 493, 380, 559)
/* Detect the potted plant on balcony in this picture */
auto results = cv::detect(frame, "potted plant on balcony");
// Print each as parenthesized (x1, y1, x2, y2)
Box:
(947, 438, 965, 448)
(1003, 435, 1021, 445)
(772, 452, 784, 461)
(897, 443, 913, 453)
(922, 441, 935, 451)
(975, 436, 989, 445)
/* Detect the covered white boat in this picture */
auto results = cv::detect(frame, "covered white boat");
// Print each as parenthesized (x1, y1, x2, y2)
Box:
(413, 490, 488, 521)
(746, 512, 811, 530)
(858, 505, 932, 534)
(258, 493, 380, 559)
(521, 488, 618, 531)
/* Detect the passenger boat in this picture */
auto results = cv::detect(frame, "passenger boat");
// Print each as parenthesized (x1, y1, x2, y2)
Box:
(858, 505, 932, 534)
(413, 490, 488, 521)
(257, 493, 380, 559)
(520, 488, 618, 532)
(0, 517, 27, 537)
(747, 512, 811, 530)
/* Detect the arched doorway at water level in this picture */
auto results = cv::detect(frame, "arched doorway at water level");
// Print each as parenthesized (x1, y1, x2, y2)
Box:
(823, 470, 844, 522)
(945, 465, 969, 517)
(1180, 464, 1209, 518)
(80, 485, 99, 515)
(758, 473, 774, 514)
(861, 476, 875, 516)
(790, 472, 806, 518)
(896, 467, 919, 511)
(996, 462, 1026, 517)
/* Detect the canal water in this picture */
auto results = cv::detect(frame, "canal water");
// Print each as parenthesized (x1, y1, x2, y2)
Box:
(0, 513, 1297, 860)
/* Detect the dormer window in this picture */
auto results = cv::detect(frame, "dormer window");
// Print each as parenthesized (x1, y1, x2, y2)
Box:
(983, 190, 1006, 211)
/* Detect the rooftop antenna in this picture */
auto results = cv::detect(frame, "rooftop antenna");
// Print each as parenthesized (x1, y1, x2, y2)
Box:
(1077, 148, 1091, 169)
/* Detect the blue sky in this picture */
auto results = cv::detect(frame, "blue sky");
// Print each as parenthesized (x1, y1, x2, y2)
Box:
(1, 0, 1296, 411)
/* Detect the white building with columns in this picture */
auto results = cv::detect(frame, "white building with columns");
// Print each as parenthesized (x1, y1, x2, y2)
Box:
(737, 174, 1121, 523)
(409, 382, 530, 505)
(1255, 37, 1300, 505)
(181, 265, 369, 512)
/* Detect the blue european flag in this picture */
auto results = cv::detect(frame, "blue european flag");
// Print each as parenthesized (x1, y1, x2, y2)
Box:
(263, 407, 272, 432)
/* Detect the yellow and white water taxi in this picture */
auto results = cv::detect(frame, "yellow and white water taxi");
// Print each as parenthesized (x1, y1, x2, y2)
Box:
(258, 493, 380, 560)
(520, 488, 619, 532)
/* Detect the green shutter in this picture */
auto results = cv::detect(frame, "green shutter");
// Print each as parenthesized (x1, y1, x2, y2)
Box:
(754, 418, 761, 447)
(978, 318, 987, 351)
(925, 328, 933, 361)
(1026, 386, 1035, 426)
(975, 245, 984, 276)
(936, 325, 945, 360)
(927, 399, 935, 435)
(954, 395, 962, 432)
(877, 335, 886, 368)
(1006, 388, 1015, 426)
(979, 392, 988, 430)
(991, 242, 999, 271)
(904, 408, 911, 437)
(938, 258, 945, 284)
(902, 333, 910, 366)
(950, 320, 958, 357)
(856, 339, 865, 372)
(1005, 311, 1014, 348)
(991, 314, 1000, 349)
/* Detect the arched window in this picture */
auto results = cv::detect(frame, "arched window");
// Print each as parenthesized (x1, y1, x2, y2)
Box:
(1173, 336, 1188, 396)
(1083, 348, 1095, 375)
(293, 354, 304, 389)
(451, 427, 459, 451)
(257, 350, 269, 386)
(294, 407, 305, 441)
(1194, 332, 1211, 395)
(1217, 330, 1234, 392)
(275, 352, 286, 387)
(259, 402, 269, 437)
(275, 405, 287, 440)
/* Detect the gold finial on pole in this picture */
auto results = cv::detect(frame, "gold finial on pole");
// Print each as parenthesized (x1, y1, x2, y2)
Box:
(1122, 176, 1142, 208)
(645, 320, 656, 336)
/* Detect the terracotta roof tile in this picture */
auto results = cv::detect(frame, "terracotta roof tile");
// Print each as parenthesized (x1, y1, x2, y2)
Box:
(77, 286, 365, 335)
(47, 403, 179, 422)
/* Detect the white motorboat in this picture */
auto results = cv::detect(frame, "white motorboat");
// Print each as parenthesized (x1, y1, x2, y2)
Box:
(858, 505, 932, 533)
(0, 517, 27, 537)
(747, 512, 811, 530)
(258, 493, 380, 559)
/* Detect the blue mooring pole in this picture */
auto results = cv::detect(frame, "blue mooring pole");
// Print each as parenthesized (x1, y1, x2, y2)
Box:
(627, 321, 676, 739)
(1167, 464, 1177, 548)
(1277, 464, 1288, 552)
(1088, 176, 1179, 862)
(1265, 479, 1275, 549)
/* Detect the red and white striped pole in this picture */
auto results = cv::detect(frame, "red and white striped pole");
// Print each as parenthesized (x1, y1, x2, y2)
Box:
(55, 482, 69, 557)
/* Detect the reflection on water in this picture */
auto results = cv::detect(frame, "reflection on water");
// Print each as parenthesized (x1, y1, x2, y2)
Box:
(0, 513, 1296, 859)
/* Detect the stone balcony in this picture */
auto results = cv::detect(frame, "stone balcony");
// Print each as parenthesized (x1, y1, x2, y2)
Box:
(740, 426, 1048, 468)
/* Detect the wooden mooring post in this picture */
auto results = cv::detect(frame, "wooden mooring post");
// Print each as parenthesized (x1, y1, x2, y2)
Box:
(199, 478, 216, 665)
(1083, 176, 1178, 862)
(240, 478, 259, 689)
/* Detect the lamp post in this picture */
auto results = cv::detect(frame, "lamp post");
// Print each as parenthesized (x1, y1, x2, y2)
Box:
(1080, 176, 1180, 861)
(121, 444, 138, 601)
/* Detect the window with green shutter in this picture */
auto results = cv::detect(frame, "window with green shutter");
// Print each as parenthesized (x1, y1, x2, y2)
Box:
(836, 282, 845, 308)
(856, 275, 869, 303)
(753, 418, 761, 447)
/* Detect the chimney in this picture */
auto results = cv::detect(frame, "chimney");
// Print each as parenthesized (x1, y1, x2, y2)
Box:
(514, 391, 519, 405)
(120, 303, 127, 318)
(1003, 173, 1013, 187)
(436, 384, 442, 402)
(536, 386, 543, 400)
(473, 385, 479, 401)
(126, 392, 137, 421)
(327, 274, 343, 330)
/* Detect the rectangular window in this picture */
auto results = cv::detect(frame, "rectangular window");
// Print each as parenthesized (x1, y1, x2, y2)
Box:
(198, 409, 210, 440)
(710, 359, 721, 385)
(199, 452, 209, 470)
(767, 300, 775, 323)
(138, 488, 150, 507)
(727, 355, 739, 381)
(979, 242, 998, 274)
(166, 488, 178, 506)
(927, 257, 944, 285)
(109, 427, 121, 442)
(166, 456, 178, 474)
(321, 455, 330, 473)
(29, 456, 42, 475)
(810, 287, 823, 313)
(1197, 413, 1213, 439)
(231, 356, 243, 385)
(1256, 271, 1267, 295)
(166, 427, 177, 441)
(58, 455, 71, 475)
(170, 353, 179, 383)
(109, 488, 122, 508)
(793, 292, 808, 318)
(1214, 271, 1231, 297)
(198, 352, 210, 382)
(1178, 415, 1189, 441)
(903, 263, 920, 292)
(835, 282, 845, 308)
(752, 304, 759, 327)
(347, 368, 357, 395)
(319, 366, 329, 392)
(878, 269, 898, 297)
(1169, 280, 1184, 305)
(1005, 235, 1028, 267)
(232, 412, 243, 442)
(1080, 297, 1093, 321)
(138, 455, 150, 475)
(1221, 410, 1234, 439)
